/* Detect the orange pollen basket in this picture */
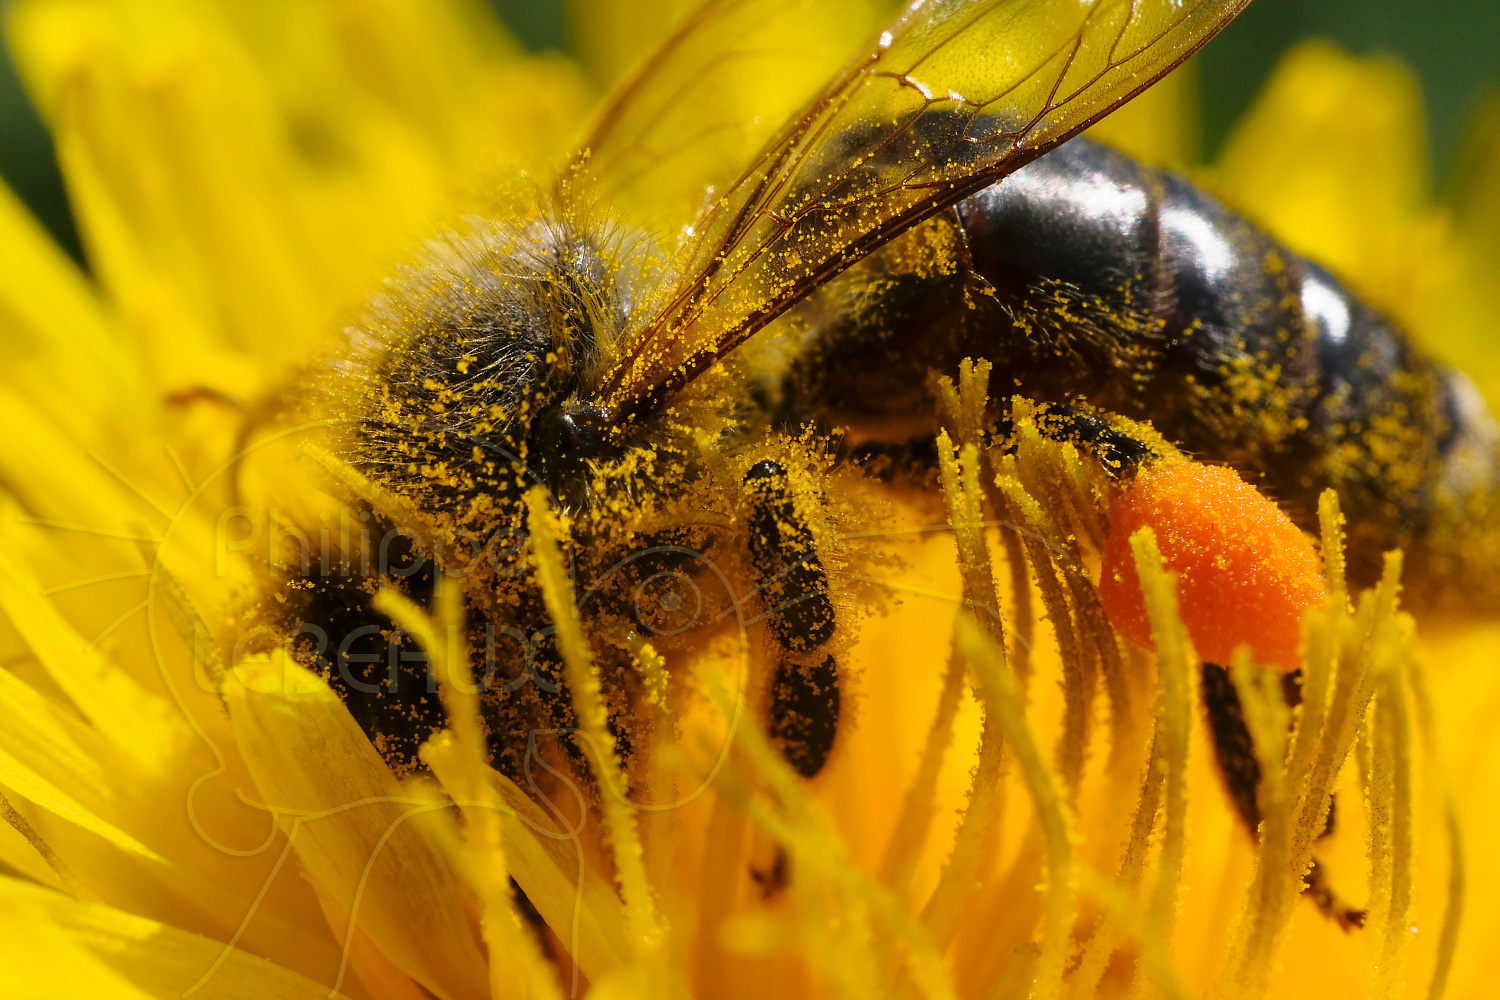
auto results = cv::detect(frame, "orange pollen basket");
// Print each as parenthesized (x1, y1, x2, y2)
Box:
(1098, 461, 1327, 670)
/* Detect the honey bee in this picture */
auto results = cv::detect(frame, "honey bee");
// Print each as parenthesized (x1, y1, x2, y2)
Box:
(254, 0, 1496, 914)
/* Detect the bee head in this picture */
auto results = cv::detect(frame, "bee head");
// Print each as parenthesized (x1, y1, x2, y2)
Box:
(342, 216, 633, 515)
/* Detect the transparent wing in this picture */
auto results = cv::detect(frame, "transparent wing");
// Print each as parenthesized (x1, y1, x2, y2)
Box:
(594, 0, 1250, 412)
(562, 0, 883, 244)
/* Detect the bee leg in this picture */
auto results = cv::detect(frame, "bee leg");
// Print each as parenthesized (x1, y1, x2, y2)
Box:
(1278, 671, 1340, 843)
(1288, 669, 1366, 929)
(1201, 662, 1367, 931)
(848, 402, 1153, 484)
(766, 653, 841, 779)
(749, 847, 791, 899)
(1200, 661, 1264, 832)
(741, 459, 842, 897)
(1022, 403, 1154, 480)
(743, 459, 841, 780)
(1305, 859, 1368, 931)
(844, 437, 939, 484)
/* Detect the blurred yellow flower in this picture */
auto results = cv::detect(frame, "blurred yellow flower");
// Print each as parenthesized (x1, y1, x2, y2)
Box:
(0, 2, 1495, 1000)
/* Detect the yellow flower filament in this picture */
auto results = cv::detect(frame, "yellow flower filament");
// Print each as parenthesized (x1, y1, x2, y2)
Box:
(955, 619, 1076, 1000)
(525, 488, 663, 958)
(374, 583, 563, 1000)
(921, 431, 1008, 947)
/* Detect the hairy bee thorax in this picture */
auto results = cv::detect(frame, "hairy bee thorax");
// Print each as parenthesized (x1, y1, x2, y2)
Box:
(256, 202, 865, 787)
(338, 216, 635, 517)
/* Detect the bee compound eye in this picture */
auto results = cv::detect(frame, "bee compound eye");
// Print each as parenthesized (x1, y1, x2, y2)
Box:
(533, 405, 616, 456)
(633, 569, 704, 636)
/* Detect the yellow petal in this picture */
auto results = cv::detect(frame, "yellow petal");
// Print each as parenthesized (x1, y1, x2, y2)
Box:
(9, 0, 594, 399)
(1420, 623, 1500, 1000)
(1455, 94, 1500, 271)
(0, 180, 151, 442)
(0, 386, 161, 549)
(224, 652, 490, 1000)
(0, 667, 163, 863)
(0, 876, 350, 1000)
(1209, 41, 1442, 328)
(1446, 96, 1500, 408)
(0, 799, 70, 892)
(0, 639, 351, 982)
(0, 397, 178, 686)
(293, 0, 512, 158)
(423, 729, 634, 982)
(0, 883, 157, 1000)
(0, 549, 181, 769)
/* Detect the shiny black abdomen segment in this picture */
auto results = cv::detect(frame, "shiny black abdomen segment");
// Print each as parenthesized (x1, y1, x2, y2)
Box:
(744, 460, 837, 651)
(960, 140, 1163, 316)
(958, 139, 1314, 413)
(1200, 663, 1334, 839)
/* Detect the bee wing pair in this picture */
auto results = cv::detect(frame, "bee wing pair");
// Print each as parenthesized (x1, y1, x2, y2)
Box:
(562, 0, 1250, 416)
(562, 0, 873, 246)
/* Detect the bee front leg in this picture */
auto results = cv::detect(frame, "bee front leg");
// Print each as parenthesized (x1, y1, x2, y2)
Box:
(743, 459, 841, 781)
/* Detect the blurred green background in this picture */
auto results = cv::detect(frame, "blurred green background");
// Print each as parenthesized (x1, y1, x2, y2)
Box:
(4, 0, 1498, 269)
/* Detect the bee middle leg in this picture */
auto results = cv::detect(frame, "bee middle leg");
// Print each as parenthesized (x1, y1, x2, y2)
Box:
(1200, 662, 1367, 930)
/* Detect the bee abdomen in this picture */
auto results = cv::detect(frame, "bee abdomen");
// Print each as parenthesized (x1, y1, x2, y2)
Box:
(954, 137, 1484, 585)
(743, 459, 840, 777)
